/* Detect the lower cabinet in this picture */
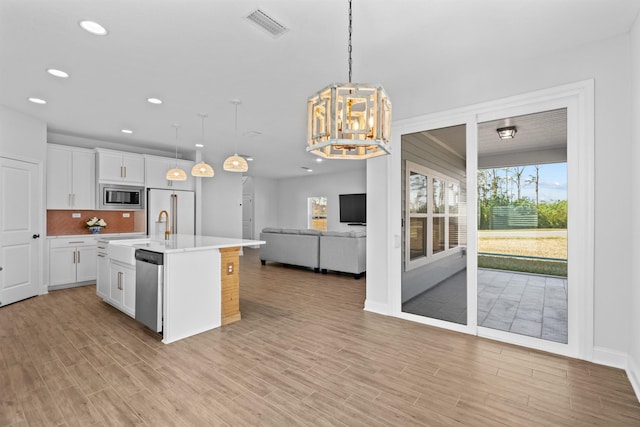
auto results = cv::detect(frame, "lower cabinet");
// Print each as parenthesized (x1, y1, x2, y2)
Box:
(96, 243, 109, 299)
(49, 237, 97, 288)
(107, 261, 136, 317)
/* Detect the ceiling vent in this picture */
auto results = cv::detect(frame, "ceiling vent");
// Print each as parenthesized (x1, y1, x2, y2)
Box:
(246, 9, 288, 38)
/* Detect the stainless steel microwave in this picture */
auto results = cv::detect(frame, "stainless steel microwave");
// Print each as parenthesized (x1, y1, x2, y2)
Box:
(98, 184, 145, 210)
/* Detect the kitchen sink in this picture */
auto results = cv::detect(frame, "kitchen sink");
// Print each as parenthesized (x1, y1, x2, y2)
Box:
(108, 243, 138, 265)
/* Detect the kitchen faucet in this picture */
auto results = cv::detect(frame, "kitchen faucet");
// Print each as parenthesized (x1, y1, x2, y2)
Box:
(158, 210, 170, 240)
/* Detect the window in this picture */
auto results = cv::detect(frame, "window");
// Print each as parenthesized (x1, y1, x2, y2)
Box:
(308, 196, 327, 231)
(406, 161, 463, 270)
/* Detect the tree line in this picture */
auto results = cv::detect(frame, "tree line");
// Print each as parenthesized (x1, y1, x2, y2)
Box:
(478, 166, 567, 229)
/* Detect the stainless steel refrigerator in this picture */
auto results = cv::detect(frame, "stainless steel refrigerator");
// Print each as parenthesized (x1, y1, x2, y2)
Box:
(146, 189, 195, 237)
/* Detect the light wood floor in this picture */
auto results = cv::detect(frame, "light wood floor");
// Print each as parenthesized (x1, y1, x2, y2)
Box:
(2, 248, 639, 426)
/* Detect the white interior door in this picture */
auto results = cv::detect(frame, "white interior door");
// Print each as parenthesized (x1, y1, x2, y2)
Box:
(0, 157, 41, 307)
(242, 193, 253, 240)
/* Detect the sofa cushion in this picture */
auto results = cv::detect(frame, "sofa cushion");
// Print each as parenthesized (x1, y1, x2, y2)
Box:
(349, 230, 366, 238)
(281, 228, 300, 234)
(321, 230, 351, 237)
(261, 227, 282, 233)
(299, 229, 322, 236)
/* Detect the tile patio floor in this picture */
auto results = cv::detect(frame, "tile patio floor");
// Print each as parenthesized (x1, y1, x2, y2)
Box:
(403, 269, 568, 343)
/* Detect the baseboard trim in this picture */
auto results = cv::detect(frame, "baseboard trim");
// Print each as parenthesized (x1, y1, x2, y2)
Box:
(592, 346, 628, 369)
(363, 299, 390, 316)
(627, 355, 640, 403)
(48, 281, 95, 292)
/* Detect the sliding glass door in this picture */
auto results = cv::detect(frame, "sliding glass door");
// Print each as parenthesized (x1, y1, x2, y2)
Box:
(401, 124, 468, 325)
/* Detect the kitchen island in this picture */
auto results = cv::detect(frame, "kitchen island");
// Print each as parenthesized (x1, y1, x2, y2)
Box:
(100, 234, 264, 344)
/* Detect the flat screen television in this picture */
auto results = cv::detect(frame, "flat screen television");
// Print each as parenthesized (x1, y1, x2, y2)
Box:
(339, 193, 366, 224)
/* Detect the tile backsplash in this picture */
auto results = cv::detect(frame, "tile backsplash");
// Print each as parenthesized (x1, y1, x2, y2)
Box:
(47, 210, 146, 236)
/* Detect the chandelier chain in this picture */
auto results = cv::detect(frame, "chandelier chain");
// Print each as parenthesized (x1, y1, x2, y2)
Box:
(348, 0, 352, 83)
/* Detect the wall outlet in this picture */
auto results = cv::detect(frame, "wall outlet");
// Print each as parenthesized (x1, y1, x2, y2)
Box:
(72, 213, 81, 218)
(227, 262, 234, 274)
(123, 213, 130, 218)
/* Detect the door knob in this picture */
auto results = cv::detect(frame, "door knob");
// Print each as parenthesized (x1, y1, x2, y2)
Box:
(32, 234, 40, 239)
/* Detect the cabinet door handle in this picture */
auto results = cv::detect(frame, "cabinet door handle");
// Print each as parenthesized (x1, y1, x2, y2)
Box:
(97, 254, 106, 257)
(73, 251, 76, 264)
(118, 271, 123, 290)
(120, 165, 123, 178)
(77, 250, 80, 263)
(124, 166, 127, 178)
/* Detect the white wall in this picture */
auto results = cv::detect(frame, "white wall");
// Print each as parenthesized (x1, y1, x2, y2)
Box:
(0, 106, 47, 162)
(0, 105, 47, 293)
(367, 34, 634, 356)
(629, 14, 640, 395)
(252, 177, 279, 236)
(199, 164, 243, 238)
(276, 169, 366, 231)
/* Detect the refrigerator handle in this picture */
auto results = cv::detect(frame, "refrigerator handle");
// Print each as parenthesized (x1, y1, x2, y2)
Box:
(171, 194, 178, 235)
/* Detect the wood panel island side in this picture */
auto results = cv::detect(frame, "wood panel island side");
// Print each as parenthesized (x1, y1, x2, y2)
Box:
(99, 235, 264, 344)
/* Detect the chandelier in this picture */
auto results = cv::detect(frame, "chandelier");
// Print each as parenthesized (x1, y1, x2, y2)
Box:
(307, 0, 392, 160)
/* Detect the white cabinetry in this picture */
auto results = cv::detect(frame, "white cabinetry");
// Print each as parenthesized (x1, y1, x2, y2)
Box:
(145, 155, 195, 190)
(49, 237, 97, 287)
(47, 145, 95, 209)
(96, 149, 145, 185)
(98, 242, 137, 317)
(96, 241, 109, 299)
(108, 261, 136, 317)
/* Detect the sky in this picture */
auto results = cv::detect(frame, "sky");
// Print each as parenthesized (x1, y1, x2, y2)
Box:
(482, 162, 567, 202)
(517, 163, 567, 202)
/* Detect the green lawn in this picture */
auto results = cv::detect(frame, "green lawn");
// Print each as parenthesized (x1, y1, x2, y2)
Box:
(478, 229, 567, 277)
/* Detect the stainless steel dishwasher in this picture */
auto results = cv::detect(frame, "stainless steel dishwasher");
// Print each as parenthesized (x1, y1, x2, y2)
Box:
(135, 249, 164, 333)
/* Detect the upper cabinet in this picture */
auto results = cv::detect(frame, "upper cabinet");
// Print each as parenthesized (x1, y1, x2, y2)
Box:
(47, 144, 95, 209)
(96, 148, 145, 185)
(145, 155, 195, 191)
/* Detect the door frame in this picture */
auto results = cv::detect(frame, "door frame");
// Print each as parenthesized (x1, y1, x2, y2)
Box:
(389, 80, 594, 360)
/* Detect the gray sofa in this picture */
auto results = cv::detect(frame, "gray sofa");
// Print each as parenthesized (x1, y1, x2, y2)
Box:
(259, 228, 321, 272)
(259, 228, 366, 278)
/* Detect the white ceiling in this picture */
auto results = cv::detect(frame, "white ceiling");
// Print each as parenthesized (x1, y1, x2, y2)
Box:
(413, 108, 567, 167)
(1, 0, 639, 179)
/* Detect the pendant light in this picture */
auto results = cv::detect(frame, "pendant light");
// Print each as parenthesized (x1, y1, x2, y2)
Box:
(307, 0, 392, 160)
(166, 124, 187, 181)
(223, 99, 249, 173)
(191, 113, 215, 177)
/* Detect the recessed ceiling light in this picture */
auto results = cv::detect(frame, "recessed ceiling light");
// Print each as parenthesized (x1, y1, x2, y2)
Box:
(301, 166, 313, 172)
(195, 143, 204, 148)
(28, 97, 46, 104)
(315, 158, 323, 163)
(79, 20, 108, 36)
(47, 68, 69, 78)
(147, 97, 162, 104)
(246, 157, 254, 162)
(121, 129, 133, 134)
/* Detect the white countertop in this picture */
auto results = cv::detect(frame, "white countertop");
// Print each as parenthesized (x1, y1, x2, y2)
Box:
(108, 234, 265, 254)
(47, 232, 145, 239)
